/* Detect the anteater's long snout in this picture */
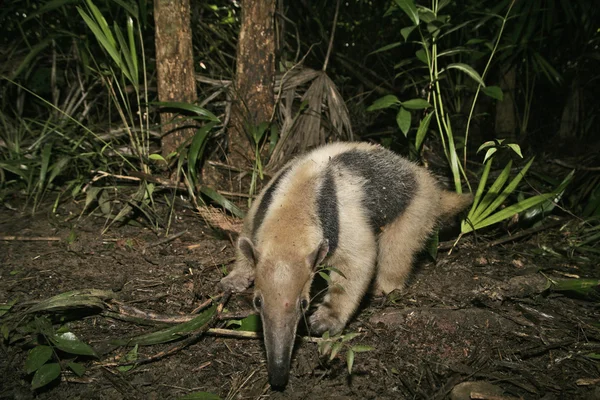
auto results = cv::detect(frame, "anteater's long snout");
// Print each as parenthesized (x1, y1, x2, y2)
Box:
(262, 313, 298, 389)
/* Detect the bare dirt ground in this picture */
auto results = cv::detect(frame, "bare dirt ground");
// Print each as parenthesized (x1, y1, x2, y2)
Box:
(1, 201, 599, 400)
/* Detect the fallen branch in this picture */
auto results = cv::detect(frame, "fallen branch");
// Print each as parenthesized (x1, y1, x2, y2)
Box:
(0, 236, 61, 241)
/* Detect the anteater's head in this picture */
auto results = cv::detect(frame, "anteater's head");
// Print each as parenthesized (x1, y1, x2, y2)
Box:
(237, 237, 329, 389)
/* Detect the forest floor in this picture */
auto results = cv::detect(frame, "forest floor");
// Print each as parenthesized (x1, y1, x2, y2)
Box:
(1, 199, 599, 400)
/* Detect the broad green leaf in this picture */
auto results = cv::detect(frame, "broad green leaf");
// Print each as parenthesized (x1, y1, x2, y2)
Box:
(25, 346, 53, 374)
(394, 0, 419, 26)
(401, 26, 415, 41)
(117, 344, 138, 372)
(188, 122, 217, 185)
(367, 95, 400, 111)
(442, 63, 485, 86)
(476, 140, 499, 154)
(346, 348, 355, 374)
(31, 363, 61, 390)
(199, 186, 245, 218)
(482, 86, 503, 100)
(49, 333, 98, 357)
(235, 314, 261, 332)
(67, 361, 86, 377)
(326, 267, 347, 279)
(111, 305, 216, 346)
(400, 99, 431, 110)
(153, 102, 220, 122)
(396, 107, 411, 136)
(178, 392, 222, 400)
(415, 112, 433, 149)
(482, 147, 497, 164)
(415, 49, 429, 64)
(506, 144, 523, 158)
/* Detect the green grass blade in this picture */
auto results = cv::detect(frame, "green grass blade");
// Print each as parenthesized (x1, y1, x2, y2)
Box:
(470, 160, 512, 222)
(468, 158, 492, 219)
(113, 23, 135, 85)
(85, 0, 117, 50)
(475, 157, 534, 223)
(77, 8, 123, 70)
(442, 63, 485, 86)
(127, 16, 139, 85)
(199, 186, 245, 219)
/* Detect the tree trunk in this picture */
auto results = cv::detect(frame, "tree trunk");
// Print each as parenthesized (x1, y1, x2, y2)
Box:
(495, 65, 517, 141)
(228, 0, 277, 168)
(154, 0, 197, 158)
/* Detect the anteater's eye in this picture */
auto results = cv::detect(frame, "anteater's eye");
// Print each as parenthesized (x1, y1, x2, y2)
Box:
(253, 296, 262, 310)
(300, 298, 309, 311)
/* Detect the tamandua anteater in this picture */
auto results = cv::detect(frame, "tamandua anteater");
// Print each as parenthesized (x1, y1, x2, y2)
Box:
(219, 142, 472, 388)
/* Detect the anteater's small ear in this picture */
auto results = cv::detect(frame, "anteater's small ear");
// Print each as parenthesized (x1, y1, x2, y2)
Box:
(238, 237, 258, 265)
(309, 239, 329, 270)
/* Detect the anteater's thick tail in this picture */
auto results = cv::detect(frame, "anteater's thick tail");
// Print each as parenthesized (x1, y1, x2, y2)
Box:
(439, 190, 473, 220)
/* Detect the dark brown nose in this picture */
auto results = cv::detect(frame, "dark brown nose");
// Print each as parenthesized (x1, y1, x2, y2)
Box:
(268, 359, 290, 389)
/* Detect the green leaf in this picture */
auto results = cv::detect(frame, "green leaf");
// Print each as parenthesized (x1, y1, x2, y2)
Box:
(31, 363, 61, 390)
(178, 392, 222, 400)
(469, 158, 492, 214)
(341, 332, 361, 343)
(400, 99, 431, 110)
(351, 345, 374, 353)
(346, 348, 355, 374)
(149, 153, 167, 162)
(401, 26, 416, 41)
(188, 122, 217, 185)
(326, 267, 347, 279)
(111, 305, 217, 346)
(330, 342, 343, 361)
(113, 23, 136, 86)
(25, 346, 53, 374)
(235, 314, 261, 332)
(49, 333, 98, 357)
(506, 144, 523, 158)
(367, 95, 400, 111)
(415, 111, 433, 149)
(442, 63, 485, 86)
(396, 107, 411, 136)
(469, 160, 513, 222)
(476, 140, 499, 153)
(482, 86, 503, 100)
(117, 344, 138, 372)
(318, 271, 331, 283)
(482, 147, 497, 164)
(199, 186, 245, 218)
(394, 0, 419, 26)
(153, 102, 220, 122)
(67, 361, 86, 377)
(415, 49, 429, 64)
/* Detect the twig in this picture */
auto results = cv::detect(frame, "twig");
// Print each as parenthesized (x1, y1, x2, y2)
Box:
(191, 293, 223, 314)
(143, 230, 187, 254)
(0, 236, 61, 241)
(551, 159, 600, 171)
(104, 301, 194, 324)
(486, 219, 564, 247)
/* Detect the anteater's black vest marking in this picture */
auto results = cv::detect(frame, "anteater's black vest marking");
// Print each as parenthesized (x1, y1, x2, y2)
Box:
(252, 166, 291, 239)
(316, 169, 339, 254)
(331, 149, 417, 231)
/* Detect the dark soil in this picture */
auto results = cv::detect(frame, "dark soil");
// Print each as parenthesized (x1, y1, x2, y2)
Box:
(1, 202, 599, 400)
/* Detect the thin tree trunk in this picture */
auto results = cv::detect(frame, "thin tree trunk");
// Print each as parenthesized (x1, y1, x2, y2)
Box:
(154, 0, 197, 158)
(228, 0, 276, 168)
